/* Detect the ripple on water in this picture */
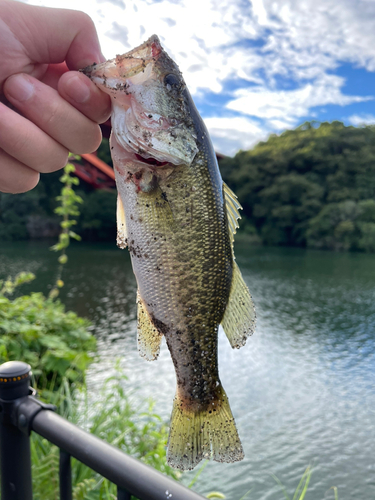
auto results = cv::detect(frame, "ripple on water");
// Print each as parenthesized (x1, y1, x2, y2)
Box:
(1, 242, 375, 499)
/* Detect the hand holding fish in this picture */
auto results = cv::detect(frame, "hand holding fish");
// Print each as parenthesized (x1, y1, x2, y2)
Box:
(0, 0, 111, 194)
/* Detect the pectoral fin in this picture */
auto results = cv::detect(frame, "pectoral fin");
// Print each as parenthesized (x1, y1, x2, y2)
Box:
(222, 262, 256, 349)
(117, 194, 128, 249)
(137, 291, 163, 361)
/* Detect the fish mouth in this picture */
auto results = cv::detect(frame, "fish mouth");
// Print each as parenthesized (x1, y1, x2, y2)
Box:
(82, 35, 162, 91)
(134, 154, 168, 167)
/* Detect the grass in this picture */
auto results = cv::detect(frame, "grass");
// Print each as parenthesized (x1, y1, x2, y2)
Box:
(272, 466, 339, 500)
(271, 466, 312, 500)
(29, 372, 339, 500)
(31, 367, 179, 500)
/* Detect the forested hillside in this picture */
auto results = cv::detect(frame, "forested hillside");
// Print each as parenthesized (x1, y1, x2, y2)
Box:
(220, 121, 375, 251)
(0, 139, 116, 242)
(2, 121, 375, 251)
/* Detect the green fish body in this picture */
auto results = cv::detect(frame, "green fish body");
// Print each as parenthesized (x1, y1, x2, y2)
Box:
(85, 35, 256, 470)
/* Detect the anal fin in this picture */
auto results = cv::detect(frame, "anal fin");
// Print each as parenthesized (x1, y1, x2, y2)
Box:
(137, 291, 163, 361)
(222, 262, 256, 349)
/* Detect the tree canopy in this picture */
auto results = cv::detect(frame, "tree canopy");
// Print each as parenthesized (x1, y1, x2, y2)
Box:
(2, 121, 375, 251)
(220, 121, 375, 251)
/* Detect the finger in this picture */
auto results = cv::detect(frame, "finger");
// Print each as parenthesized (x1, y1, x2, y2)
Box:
(58, 71, 111, 124)
(0, 149, 39, 194)
(4, 73, 102, 154)
(41, 63, 69, 90)
(4, 1, 105, 70)
(0, 102, 69, 173)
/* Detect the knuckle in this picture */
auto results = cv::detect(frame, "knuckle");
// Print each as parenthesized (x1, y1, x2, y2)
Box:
(75, 10, 96, 33)
(8, 130, 33, 156)
(44, 99, 61, 128)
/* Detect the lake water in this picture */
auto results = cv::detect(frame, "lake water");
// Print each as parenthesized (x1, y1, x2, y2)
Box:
(1, 241, 375, 500)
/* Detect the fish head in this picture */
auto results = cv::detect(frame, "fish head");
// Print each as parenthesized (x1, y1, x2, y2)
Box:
(83, 35, 198, 168)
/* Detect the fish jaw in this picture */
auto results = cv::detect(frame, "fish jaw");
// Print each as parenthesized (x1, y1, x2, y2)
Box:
(111, 133, 175, 193)
(83, 35, 198, 168)
(82, 35, 160, 99)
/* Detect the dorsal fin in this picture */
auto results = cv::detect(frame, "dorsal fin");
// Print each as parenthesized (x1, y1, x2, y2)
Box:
(223, 182, 242, 246)
(116, 194, 128, 249)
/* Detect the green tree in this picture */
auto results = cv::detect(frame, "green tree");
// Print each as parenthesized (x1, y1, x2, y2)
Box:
(0, 139, 114, 242)
(76, 189, 116, 241)
(220, 121, 375, 251)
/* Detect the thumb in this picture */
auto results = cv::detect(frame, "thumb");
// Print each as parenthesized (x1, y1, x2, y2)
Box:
(6, 1, 105, 70)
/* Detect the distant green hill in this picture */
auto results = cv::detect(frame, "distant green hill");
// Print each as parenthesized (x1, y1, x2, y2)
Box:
(220, 121, 375, 252)
(2, 122, 375, 251)
(0, 139, 116, 243)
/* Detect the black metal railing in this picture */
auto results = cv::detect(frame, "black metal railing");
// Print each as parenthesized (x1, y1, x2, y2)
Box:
(0, 361, 205, 500)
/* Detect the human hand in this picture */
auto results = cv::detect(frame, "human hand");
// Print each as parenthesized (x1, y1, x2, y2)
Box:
(0, 0, 111, 193)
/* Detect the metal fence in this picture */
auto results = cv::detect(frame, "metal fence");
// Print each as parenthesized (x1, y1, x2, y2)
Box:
(0, 361, 205, 500)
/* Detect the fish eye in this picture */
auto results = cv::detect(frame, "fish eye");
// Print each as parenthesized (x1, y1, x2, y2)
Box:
(164, 74, 180, 89)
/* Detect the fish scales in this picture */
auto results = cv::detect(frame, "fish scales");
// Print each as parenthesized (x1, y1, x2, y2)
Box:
(84, 34, 256, 470)
(117, 150, 230, 391)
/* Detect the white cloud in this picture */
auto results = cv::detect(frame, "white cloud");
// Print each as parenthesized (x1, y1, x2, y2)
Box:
(266, 118, 295, 130)
(348, 114, 375, 127)
(246, 0, 375, 78)
(105, 22, 130, 49)
(227, 74, 373, 129)
(25, 0, 375, 154)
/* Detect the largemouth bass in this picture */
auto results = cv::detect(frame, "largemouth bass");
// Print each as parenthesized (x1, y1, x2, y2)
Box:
(84, 35, 256, 470)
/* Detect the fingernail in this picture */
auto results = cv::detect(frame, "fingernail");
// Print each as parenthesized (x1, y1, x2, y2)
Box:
(78, 50, 106, 67)
(6, 74, 34, 102)
(65, 75, 91, 104)
(97, 51, 107, 64)
(89, 51, 106, 65)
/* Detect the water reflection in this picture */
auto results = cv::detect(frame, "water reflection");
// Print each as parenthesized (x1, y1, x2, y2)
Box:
(1, 242, 375, 499)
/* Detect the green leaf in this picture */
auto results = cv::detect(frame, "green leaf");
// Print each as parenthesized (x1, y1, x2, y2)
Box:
(330, 486, 339, 500)
(39, 335, 68, 350)
(64, 163, 76, 174)
(188, 460, 209, 488)
(58, 254, 68, 264)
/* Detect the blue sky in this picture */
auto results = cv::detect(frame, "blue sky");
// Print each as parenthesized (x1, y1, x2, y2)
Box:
(27, 0, 375, 156)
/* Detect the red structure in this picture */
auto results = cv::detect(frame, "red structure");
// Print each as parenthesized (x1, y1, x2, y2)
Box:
(72, 121, 225, 190)
(72, 153, 116, 190)
(70, 121, 116, 190)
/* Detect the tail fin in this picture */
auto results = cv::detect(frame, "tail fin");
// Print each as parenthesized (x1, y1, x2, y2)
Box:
(167, 385, 244, 470)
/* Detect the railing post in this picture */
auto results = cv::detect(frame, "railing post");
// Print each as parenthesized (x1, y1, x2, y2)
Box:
(59, 450, 72, 500)
(0, 361, 33, 500)
(117, 486, 132, 500)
